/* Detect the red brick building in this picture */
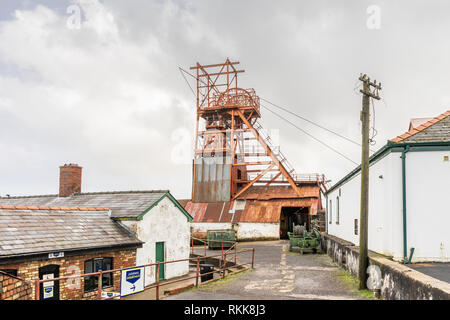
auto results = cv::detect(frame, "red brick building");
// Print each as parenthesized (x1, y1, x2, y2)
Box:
(0, 206, 142, 300)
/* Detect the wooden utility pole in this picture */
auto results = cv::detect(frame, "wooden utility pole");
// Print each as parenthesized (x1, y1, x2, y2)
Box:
(358, 74, 381, 290)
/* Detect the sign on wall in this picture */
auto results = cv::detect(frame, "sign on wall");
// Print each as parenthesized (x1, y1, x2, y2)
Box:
(120, 267, 145, 297)
(48, 252, 64, 259)
(101, 291, 120, 299)
(42, 274, 54, 299)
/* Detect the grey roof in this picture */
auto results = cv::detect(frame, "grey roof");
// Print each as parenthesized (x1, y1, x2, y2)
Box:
(403, 113, 449, 143)
(0, 208, 142, 259)
(0, 190, 170, 218)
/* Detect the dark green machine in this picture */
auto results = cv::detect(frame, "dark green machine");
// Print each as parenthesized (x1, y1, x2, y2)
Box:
(206, 229, 236, 249)
(288, 225, 321, 254)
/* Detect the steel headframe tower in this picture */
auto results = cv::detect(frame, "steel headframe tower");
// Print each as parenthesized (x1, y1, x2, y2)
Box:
(191, 59, 326, 203)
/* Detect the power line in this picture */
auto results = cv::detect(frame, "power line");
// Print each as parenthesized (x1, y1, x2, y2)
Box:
(178, 67, 360, 165)
(178, 67, 196, 96)
(260, 97, 365, 149)
(260, 103, 359, 165)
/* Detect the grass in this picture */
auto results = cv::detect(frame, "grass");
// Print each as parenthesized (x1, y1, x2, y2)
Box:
(334, 267, 375, 299)
(189, 269, 252, 292)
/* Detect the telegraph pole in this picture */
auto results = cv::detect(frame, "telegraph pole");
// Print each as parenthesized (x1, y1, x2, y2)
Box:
(358, 74, 381, 290)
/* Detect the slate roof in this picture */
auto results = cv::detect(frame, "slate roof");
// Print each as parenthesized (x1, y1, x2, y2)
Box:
(390, 110, 450, 143)
(0, 190, 170, 219)
(0, 206, 142, 259)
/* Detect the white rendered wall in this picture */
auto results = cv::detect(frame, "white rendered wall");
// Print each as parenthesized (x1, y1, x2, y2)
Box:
(190, 222, 232, 233)
(122, 196, 191, 286)
(405, 150, 450, 262)
(190, 222, 280, 240)
(327, 149, 450, 262)
(236, 223, 279, 240)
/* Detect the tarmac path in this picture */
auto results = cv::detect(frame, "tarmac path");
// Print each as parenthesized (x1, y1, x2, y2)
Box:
(166, 240, 367, 300)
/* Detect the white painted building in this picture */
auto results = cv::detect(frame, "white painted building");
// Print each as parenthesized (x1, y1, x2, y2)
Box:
(119, 192, 193, 286)
(326, 111, 450, 263)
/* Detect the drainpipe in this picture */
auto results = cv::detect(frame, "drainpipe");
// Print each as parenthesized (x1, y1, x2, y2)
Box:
(401, 145, 410, 263)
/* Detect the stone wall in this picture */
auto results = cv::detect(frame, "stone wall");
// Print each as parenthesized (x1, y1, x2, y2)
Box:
(321, 233, 450, 300)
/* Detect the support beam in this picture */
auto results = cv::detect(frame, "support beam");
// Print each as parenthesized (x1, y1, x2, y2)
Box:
(236, 110, 303, 198)
(265, 172, 282, 186)
(232, 164, 275, 200)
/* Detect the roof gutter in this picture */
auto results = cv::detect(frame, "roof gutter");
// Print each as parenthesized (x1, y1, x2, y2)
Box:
(326, 141, 450, 195)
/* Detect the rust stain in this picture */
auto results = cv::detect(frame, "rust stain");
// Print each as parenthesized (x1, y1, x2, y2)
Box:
(237, 185, 320, 200)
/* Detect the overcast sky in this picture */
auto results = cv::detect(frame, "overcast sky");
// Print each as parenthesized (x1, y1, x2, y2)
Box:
(0, 0, 449, 199)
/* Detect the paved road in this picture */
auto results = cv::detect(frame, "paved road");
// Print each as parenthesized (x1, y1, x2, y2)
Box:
(167, 240, 366, 300)
(409, 263, 450, 283)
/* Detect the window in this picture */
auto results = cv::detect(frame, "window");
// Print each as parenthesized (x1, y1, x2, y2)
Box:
(329, 199, 332, 224)
(0, 269, 18, 277)
(336, 196, 340, 224)
(84, 257, 113, 292)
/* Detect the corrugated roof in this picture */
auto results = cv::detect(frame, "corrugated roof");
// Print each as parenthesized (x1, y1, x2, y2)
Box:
(180, 184, 322, 223)
(0, 190, 169, 218)
(237, 185, 320, 200)
(390, 110, 450, 143)
(182, 199, 320, 223)
(0, 207, 142, 258)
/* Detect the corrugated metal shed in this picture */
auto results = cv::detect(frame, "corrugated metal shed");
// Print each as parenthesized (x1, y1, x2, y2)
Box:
(181, 184, 322, 224)
(238, 185, 319, 200)
(193, 156, 232, 202)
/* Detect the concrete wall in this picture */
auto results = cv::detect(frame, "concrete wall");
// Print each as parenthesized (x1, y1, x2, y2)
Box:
(322, 234, 450, 300)
(123, 196, 190, 286)
(327, 149, 450, 262)
(190, 222, 280, 241)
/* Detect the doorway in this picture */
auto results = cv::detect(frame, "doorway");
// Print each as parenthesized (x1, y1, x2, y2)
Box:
(280, 207, 309, 239)
(39, 264, 60, 300)
(155, 242, 165, 281)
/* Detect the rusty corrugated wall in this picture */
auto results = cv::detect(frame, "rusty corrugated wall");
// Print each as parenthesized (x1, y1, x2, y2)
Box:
(193, 156, 231, 203)
(183, 183, 322, 224)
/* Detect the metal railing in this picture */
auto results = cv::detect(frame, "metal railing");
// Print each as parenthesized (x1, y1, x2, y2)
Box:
(33, 246, 255, 301)
(190, 236, 237, 264)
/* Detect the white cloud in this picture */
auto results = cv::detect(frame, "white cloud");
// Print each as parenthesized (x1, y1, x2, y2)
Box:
(0, 0, 449, 198)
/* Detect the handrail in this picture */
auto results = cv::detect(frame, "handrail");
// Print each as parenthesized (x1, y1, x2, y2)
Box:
(33, 247, 255, 300)
(190, 235, 236, 259)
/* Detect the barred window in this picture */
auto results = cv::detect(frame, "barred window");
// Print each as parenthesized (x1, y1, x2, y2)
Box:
(84, 257, 113, 292)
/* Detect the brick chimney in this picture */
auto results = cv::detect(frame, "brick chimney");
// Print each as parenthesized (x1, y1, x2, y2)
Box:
(59, 164, 82, 197)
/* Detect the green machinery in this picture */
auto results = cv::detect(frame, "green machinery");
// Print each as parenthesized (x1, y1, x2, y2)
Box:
(206, 229, 236, 249)
(288, 225, 322, 254)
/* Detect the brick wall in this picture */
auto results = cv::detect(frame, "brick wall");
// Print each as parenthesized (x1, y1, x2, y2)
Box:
(59, 164, 82, 197)
(0, 248, 136, 300)
(0, 272, 33, 300)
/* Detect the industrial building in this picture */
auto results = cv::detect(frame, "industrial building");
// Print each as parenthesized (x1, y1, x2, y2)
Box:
(180, 60, 328, 240)
(326, 110, 450, 263)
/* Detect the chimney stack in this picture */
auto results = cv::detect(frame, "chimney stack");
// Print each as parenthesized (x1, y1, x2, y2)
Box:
(59, 164, 82, 197)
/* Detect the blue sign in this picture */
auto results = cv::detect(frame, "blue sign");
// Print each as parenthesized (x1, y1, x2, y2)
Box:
(43, 287, 54, 299)
(126, 270, 141, 291)
(121, 267, 145, 297)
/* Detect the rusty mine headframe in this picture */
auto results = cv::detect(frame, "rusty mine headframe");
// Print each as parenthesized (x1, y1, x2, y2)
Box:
(191, 59, 327, 203)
